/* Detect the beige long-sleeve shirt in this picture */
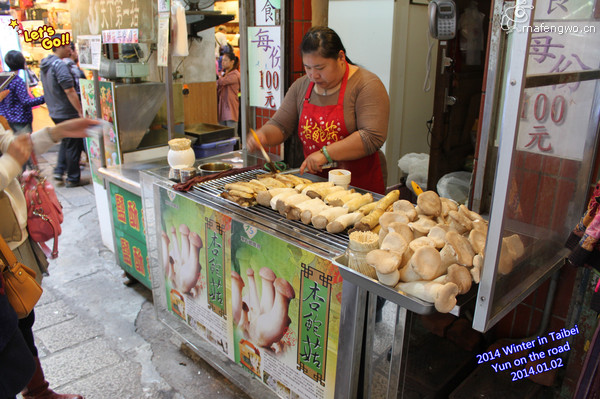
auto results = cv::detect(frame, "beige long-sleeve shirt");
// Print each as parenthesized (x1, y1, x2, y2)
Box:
(0, 126, 57, 249)
(266, 67, 390, 155)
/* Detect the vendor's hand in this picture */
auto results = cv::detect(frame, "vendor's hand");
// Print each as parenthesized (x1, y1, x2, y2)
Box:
(50, 118, 100, 141)
(0, 89, 9, 102)
(300, 150, 328, 175)
(7, 134, 32, 166)
(246, 129, 267, 153)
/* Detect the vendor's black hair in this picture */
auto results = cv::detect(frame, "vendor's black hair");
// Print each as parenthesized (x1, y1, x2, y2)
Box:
(5, 50, 26, 71)
(300, 26, 354, 65)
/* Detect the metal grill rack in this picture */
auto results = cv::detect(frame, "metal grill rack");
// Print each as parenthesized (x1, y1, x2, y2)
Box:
(187, 170, 350, 257)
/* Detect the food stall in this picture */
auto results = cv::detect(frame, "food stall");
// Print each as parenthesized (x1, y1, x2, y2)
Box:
(135, 0, 600, 396)
(137, 146, 479, 399)
(25, 0, 595, 395)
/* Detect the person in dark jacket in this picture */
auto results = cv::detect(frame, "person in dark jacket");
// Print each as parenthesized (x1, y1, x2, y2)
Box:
(0, 50, 45, 135)
(63, 43, 85, 96)
(0, 273, 36, 399)
(39, 36, 85, 187)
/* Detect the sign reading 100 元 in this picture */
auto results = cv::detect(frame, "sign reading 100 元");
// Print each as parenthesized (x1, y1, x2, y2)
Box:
(248, 26, 281, 110)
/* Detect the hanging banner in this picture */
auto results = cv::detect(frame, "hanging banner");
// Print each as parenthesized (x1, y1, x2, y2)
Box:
(157, 16, 170, 67)
(247, 26, 282, 109)
(255, 0, 280, 26)
(80, 80, 120, 181)
(158, 0, 170, 13)
(101, 28, 139, 44)
(77, 35, 102, 70)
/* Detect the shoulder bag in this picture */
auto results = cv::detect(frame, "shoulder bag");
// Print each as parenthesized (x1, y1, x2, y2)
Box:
(20, 146, 63, 259)
(0, 235, 43, 319)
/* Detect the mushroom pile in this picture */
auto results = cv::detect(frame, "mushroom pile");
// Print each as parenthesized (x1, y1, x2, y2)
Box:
(221, 173, 313, 207)
(361, 190, 524, 313)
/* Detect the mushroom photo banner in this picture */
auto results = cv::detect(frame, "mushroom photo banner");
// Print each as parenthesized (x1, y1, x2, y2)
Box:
(230, 221, 342, 399)
(156, 186, 343, 398)
(157, 187, 235, 361)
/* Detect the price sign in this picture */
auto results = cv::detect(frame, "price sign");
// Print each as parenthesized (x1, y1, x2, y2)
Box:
(516, 13, 600, 160)
(248, 26, 282, 109)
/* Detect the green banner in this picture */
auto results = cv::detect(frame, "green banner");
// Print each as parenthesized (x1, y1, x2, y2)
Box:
(298, 264, 331, 384)
(206, 218, 226, 317)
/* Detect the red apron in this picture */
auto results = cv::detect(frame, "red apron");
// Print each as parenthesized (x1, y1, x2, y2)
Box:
(298, 63, 385, 194)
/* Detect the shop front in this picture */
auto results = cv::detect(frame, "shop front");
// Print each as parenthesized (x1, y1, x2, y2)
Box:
(2, 0, 600, 397)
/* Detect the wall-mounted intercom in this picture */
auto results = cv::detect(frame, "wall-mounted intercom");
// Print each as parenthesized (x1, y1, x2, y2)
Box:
(428, 0, 457, 40)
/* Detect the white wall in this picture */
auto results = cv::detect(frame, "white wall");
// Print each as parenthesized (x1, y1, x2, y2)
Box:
(386, 2, 438, 185)
(330, 0, 438, 186)
(329, 0, 394, 92)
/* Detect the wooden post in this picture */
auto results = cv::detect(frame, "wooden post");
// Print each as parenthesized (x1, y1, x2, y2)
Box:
(311, 0, 328, 27)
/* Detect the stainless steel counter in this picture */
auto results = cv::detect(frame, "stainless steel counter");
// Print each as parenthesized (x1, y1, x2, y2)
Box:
(99, 159, 169, 195)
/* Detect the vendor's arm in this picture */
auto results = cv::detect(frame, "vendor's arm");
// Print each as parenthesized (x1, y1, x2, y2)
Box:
(247, 123, 286, 152)
(246, 79, 303, 152)
(301, 73, 390, 174)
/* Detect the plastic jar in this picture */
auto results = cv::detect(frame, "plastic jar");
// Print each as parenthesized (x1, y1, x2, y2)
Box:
(347, 231, 379, 279)
(167, 138, 195, 169)
(329, 169, 351, 189)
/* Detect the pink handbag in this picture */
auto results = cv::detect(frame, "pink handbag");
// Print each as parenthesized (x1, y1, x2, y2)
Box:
(20, 151, 63, 259)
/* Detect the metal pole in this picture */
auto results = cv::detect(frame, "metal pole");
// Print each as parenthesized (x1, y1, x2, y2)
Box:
(93, 70, 101, 119)
(165, 53, 175, 140)
(362, 291, 378, 398)
(239, 0, 252, 150)
(334, 280, 368, 399)
(387, 306, 410, 399)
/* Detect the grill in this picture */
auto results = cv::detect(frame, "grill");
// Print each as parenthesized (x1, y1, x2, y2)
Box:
(187, 170, 350, 257)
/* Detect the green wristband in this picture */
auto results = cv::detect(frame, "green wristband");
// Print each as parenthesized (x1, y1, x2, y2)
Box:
(320, 146, 333, 163)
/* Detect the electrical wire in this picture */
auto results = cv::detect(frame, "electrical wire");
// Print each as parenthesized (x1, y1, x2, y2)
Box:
(423, 27, 435, 92)
(426, 116, 434, 147)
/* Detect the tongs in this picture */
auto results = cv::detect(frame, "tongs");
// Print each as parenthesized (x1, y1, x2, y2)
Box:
(250, 128, 278, 173)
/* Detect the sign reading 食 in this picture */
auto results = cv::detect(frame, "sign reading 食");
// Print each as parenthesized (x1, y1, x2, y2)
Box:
(248, 26, 282, 110)
(255, 0, 280, 26)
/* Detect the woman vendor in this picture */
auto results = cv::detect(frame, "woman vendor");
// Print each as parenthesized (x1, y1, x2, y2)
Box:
(247, 26, 390, 194)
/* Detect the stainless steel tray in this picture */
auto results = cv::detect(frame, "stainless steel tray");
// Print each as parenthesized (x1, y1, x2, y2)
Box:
(333, 254, 475, 316)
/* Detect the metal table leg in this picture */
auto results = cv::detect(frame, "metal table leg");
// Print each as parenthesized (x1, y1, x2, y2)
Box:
(387, 305, 412, 399)
(335, 280, 368, 399)
(362, 291, 378, 398)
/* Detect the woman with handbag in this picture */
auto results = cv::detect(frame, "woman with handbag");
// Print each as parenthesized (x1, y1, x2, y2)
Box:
(0, 118, 98, 399)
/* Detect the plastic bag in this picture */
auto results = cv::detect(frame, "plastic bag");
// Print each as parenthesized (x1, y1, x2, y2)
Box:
(398, 153, 429, 194)
(437, 171, 472, 205)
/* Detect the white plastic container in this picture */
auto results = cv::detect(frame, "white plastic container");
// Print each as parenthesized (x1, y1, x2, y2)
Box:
(329, 169, 351, 189)
(167, 138, 195, 169)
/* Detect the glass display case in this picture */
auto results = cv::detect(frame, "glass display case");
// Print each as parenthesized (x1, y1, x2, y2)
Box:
(472, 0, 600, 331)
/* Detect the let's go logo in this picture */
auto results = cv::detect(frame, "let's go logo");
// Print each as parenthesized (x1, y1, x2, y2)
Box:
(8, 19, 70, 50)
